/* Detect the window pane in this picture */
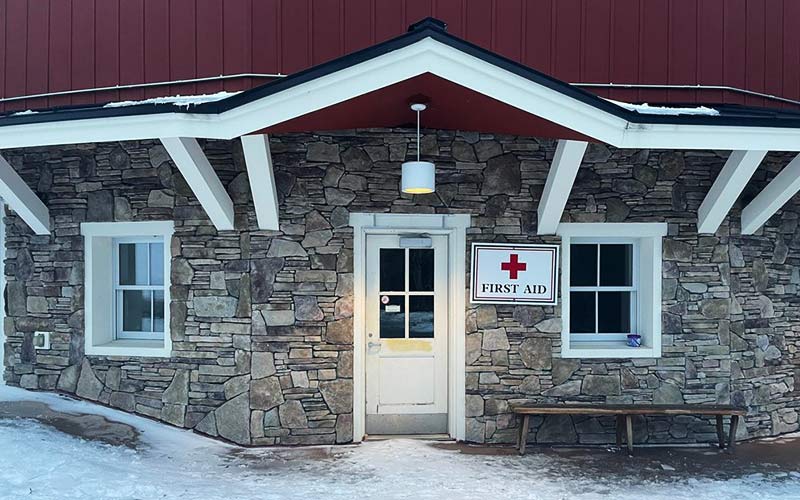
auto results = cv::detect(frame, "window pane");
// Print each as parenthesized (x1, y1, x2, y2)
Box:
(598, 292, 632, 333)
(122, 290, 152, 332)
(570, 292, 595, 333)
(409, 249, 434, 291)
(153, 290, 165, 333)
(570, 244, 597, 286)
(600, 244, 633, 287)
(150, 243, 164, 286)
(409, 296, 434, 338)
(380, 249, 405, 291)
(119, 243, 149, 285)
(379, 295, 405, 338)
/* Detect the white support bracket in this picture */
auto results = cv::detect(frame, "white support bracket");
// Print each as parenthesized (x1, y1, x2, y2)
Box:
(741, 153, 800, 234)
(0, 154, 50, 235)
(160, 137, 235, 230)
(240, 134, 280, 230)
(537, 140, 589, 235)
(697, 150, 767, 234)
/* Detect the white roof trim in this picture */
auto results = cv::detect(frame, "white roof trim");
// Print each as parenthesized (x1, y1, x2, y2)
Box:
(0, 38, 800, 151)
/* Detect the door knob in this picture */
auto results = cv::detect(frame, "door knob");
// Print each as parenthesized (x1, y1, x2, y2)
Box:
(367, 341, 381, 354)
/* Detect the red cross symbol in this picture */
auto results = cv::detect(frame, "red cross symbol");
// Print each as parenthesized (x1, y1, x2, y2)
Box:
(501, 254, 527, 280)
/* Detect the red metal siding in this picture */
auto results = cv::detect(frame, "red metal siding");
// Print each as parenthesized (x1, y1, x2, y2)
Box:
(1, 0, 798, 110)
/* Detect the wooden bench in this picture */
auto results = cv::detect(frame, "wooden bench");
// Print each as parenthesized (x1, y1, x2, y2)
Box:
(513, 404, 747, 455)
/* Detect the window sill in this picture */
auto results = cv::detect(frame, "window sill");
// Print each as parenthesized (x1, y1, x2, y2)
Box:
(563, 341, 660, 359)
(86, 339, 171, 358)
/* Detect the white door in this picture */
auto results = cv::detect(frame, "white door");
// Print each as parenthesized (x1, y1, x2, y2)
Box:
(365, 234, 448, 435)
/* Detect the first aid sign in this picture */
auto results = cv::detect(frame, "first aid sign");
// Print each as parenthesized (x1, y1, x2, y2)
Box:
(470, 243, 559, 305)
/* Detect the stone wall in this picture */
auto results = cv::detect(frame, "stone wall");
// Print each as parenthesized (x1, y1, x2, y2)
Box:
(2, 129, 798, 446)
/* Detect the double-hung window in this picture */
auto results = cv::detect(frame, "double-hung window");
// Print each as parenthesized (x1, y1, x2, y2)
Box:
(81, 221, 173, 357)
(113, 238, 165, 340)
(558, 223, 666, 359)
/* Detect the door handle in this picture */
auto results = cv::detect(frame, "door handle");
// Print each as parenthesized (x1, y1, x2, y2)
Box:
(367, 341, 381, 353)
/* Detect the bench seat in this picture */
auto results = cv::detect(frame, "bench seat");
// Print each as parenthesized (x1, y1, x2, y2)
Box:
(512, 404, 747, 455)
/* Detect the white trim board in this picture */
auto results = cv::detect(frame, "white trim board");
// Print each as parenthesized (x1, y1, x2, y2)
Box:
(1, 38, 800, 151)
(557, 222, 666, 360)
(349, 213, 469, 442)
(81, 221, 174, 358)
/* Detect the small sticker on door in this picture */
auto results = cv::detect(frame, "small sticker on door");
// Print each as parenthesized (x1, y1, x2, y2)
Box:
(385, 304, 401, 312)
(381, 295, 390, 304)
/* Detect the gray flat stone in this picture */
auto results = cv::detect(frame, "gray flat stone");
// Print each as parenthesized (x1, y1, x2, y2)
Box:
(215, 393, 251, 444)
(519, 338, 552, 370)
(193, 296, 238, 318)
(319, 379, 352, 414)
(279, 400, 308, 428)
(75, 359, 103, 401)
(251, 376, 284, 411)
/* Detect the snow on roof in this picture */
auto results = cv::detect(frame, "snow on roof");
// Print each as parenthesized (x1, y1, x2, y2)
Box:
(103, 91, 239, 109)
(607, 98, 720, 116)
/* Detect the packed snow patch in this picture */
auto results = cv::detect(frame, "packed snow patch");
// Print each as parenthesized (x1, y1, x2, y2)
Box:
(0, 386, 798, 500)
(103, 91, 239, 109)
(607, 99, 721, 116)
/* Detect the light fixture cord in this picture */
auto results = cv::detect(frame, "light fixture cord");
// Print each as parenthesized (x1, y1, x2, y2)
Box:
(416, 108, 421, 162)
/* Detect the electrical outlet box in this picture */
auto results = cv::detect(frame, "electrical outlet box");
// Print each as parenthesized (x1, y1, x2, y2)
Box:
(33, 331, 50, 350)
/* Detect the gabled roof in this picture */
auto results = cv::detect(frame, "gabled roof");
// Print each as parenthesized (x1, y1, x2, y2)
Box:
(1, 17, 800, 150)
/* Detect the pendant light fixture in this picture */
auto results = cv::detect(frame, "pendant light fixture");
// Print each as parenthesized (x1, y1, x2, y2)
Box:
(401, 103, 435, 194)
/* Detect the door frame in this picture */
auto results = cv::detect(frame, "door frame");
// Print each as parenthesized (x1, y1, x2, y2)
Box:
(350, 213, 470, 442)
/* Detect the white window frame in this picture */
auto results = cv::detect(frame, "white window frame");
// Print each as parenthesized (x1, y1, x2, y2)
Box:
(81, 221, 173, 358)
(558, 223, 667, 359)
(112, 237, 166, 341)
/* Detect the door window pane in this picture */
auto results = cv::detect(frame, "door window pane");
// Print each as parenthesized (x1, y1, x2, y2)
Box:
(380, 249, 405, 291)
(600, 244, 633, 286)
(122, 290, 152, 332)
(570, 244, 597, 286)
(409, 249, 434, 291)
(409, 296, 434, 338)
(379, 295, 405, 338)
(119, 243, 149, 285)
(150, 243, 164, 286)
(570, 292, 595, 333)
(598, 292, 631, 333)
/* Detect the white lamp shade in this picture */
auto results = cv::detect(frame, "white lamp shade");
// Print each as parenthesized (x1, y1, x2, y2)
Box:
(401, 161, 435, 194)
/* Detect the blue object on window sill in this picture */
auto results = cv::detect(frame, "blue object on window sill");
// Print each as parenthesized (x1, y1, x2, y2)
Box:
(626, 334, 642, 347)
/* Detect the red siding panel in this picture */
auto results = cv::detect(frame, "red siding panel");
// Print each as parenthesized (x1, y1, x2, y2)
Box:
(582, 0, 612, 86)
(95, 0, 120, 103)
(0, 0, 798, 111)
(0, 0, 6, 110)
(281, 0, 311, 74)
(196, 0, 223, 94)
(143, 0, 170, 98)
(169, 0, 197, 95)
(783, 0, 800, 106)
(71, 0, 95, 106)
(47, 0, 71, 108)
(25, 0, 49, 110)
(493, 0, 523, 61)
(223, 0, 252, 91)
(251, 0, 280, 75)
(5, 0, 28, 111)
(553, 0, 582, 84)
(119, 0, 145, 101)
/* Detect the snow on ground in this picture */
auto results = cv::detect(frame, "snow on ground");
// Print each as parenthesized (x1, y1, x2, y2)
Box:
(606, 99, 721, 116)
(102, 91, 239, 109)
(0, 386, 798, 500)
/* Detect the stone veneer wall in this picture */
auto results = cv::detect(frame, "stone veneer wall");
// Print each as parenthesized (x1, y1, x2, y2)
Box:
(2, 129, 798, 446)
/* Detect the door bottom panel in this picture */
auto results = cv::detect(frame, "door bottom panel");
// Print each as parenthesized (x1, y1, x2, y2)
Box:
(366, 413, 448, 435)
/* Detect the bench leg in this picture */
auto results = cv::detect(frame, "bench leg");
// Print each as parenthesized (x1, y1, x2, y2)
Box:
(518, 415, 531, 455)
(715, 415, 725, 449)
(616, 415, 624, 446)
(727, 415, 739, 453)
(625, 415, 634, 455)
